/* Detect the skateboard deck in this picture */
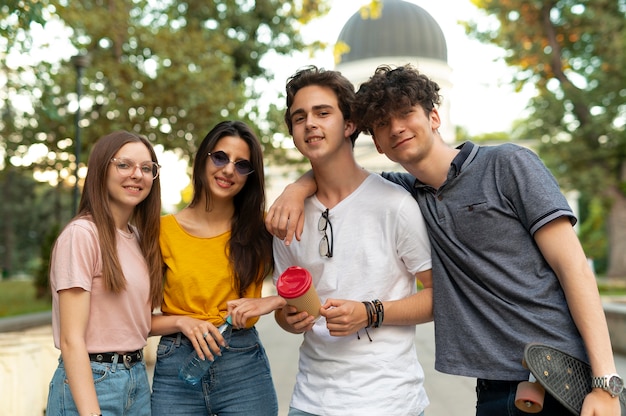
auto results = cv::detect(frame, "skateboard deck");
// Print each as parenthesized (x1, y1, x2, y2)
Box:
(516, 343, 626, 415)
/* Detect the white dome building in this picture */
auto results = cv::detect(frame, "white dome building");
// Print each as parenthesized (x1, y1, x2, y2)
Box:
(334, 0, 454, 171)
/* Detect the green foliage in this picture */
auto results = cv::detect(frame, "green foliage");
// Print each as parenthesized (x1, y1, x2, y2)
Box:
(465, 0, 626, 276)
(1, 0, 329, 286)
(468, 131, 511, 144)
(577, 195, 609, 274)
(34, 221, 61, 300)
(2, 0, 330, 195)
(0, 279, 52, 318)
(16, 0, 330, 161)
(0, 166, 70, 278)
(0, 0, 48, 41)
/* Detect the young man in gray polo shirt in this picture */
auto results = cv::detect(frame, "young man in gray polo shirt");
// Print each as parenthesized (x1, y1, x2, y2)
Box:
(267, 64, 623, 415)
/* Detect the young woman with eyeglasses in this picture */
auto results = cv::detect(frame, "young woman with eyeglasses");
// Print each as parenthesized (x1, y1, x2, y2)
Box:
(46, 131, 162, 416)
(150, 120, 282, 415)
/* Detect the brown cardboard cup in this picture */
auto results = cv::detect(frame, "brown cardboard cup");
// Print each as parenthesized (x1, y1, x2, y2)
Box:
(276, 266, 321, 318)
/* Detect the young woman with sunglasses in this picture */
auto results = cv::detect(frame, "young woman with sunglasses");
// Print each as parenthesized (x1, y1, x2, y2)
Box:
(46, 131, 163, 416)
(150, 120, 283, 415)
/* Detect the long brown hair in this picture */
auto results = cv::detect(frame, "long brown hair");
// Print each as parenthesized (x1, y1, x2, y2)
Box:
(189, 121, 273, 296)
(77, 130, 163, 308)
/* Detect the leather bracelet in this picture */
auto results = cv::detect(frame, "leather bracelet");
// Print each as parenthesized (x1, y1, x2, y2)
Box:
(362, 301, 375, 328)
(372, 299, 384, 328)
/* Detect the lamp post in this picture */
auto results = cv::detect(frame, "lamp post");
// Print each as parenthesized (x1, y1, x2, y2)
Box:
(70, 53, 90, 217)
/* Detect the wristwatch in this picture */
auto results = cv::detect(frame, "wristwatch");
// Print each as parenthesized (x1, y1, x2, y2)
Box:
(591, 373, 624, 397)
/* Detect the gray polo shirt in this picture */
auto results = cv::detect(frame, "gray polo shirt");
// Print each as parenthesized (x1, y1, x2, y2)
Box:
(383, 141, 587, 380)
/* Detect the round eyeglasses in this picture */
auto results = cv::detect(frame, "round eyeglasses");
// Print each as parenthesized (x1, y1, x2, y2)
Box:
(208, 150, 254, 176)
(110, 158, 160, 180)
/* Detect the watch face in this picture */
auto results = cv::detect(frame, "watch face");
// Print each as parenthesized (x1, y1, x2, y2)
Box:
(608, 375, 624, 395)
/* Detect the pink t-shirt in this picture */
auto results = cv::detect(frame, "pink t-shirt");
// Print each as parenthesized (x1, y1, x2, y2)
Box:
(50, 218, 151, 352)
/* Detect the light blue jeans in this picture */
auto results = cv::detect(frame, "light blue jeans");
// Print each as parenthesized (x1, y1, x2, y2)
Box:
(151, 327, 278, 416)
(46, 355, 151, 415)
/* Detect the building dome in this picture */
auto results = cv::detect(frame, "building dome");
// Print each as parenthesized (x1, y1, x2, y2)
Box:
(335, 0, 448, 66)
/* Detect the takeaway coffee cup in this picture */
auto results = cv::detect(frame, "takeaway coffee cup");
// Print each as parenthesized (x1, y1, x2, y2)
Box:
(276, 266, 321, 319)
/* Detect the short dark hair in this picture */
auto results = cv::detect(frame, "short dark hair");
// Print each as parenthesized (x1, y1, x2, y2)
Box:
(354, 64, 442, 135)
(284, 65, 359, 144)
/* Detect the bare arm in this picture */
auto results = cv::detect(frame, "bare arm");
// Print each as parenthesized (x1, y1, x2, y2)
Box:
(58, 288, 101, 416)
(321, 269, 433, 337)
(534, 217, 620, 416)
(265, 170, 317, 245)
(150, 314, 225, 361)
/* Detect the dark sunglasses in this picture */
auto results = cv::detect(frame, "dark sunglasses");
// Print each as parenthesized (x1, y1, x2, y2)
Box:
(208, 150, 254, 176)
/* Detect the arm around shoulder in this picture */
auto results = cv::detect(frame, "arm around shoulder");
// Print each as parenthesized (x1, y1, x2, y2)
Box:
(265, 170, 317, 245)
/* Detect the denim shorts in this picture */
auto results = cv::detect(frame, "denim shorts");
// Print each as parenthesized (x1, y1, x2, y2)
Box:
(151, 326, 278, 416)
(46, 355, 151, 415)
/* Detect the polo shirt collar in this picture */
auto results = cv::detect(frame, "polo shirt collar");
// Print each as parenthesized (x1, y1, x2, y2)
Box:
(413, 141, 479, 190)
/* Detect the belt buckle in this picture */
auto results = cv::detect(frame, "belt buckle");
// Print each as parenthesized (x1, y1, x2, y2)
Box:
(122, 353, 132, 369)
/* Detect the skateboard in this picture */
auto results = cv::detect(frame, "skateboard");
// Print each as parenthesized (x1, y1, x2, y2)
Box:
(514, 343, 626, 415)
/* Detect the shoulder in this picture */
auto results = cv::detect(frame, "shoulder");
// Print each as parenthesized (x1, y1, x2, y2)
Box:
(53, 218, 100, 257)
(160, 213, 177, 229)
(365, 173, 414, 198)
(59, 217, 98, 239)
(482, 142, 539, 161)
(364, 174, 421, 214)
(378, 171, 416, 191)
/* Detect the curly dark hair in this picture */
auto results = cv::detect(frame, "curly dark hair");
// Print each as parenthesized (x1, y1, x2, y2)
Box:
(284, 65, 360, 145)
(354, 64, 442, 135)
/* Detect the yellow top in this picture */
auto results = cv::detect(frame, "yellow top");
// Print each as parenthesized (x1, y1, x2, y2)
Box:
(160, 214, 261, 327)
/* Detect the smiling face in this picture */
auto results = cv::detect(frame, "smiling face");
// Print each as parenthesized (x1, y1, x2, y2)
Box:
(289, 85, 355, 163)
(205, 135, 251, 203)
(107, 141, 155, 224)
(371, 105, 441, 166)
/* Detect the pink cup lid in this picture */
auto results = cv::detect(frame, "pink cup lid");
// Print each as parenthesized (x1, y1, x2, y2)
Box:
(276, 266, 312, 299)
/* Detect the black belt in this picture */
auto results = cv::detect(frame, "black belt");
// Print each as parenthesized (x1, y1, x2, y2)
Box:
(89, 349, 143, 368)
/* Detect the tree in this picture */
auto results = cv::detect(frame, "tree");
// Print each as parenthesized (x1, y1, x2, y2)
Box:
(5, 0, 330, 196)
(464, 0, 626, 278)
(0, 0, 331, 283)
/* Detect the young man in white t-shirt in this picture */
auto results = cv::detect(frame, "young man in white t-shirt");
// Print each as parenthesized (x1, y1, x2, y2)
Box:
(271, 66, 433, 416)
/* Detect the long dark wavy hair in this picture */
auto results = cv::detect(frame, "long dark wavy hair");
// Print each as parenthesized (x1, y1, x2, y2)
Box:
(189, 120, 273, 296)
(75, 130, 163, 309)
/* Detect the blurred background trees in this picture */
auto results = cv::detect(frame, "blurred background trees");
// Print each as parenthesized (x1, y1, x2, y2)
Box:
(0, 0, 330, 283)
(1, 0, 625, 290)
(465, 0, 626, 277)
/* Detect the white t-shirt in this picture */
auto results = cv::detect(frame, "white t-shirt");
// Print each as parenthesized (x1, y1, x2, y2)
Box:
(50, 218, 151, 352)
(273, 173, 432, 416)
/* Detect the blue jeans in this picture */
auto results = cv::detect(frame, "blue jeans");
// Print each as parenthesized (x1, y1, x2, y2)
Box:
(475, 379, 570, 415)
(46, 355, 151, 415)
(151, 327, 278, 416)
